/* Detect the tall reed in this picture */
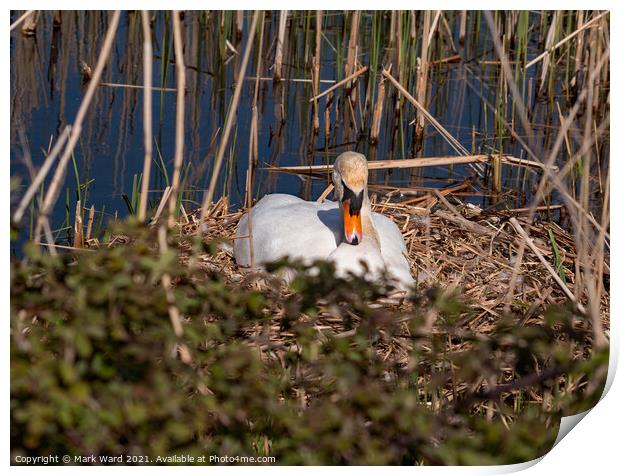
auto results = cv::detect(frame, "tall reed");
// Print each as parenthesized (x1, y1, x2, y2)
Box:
(274, 11, 288, 82)
(138, 10, 153, 222)
(168, 11, 187, 227)
(200, 11, 259, 224)
(35, 11, 121, 250)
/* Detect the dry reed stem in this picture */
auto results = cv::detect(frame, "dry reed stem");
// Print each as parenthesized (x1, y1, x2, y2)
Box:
(73, 200, 83, 248)
(345, 11, 360, 106)
(307, 66, 369, 103)
(85, 205, 95, 242)
(538, 11, 558, 94)
(200, 11, 259, 224)
(344, 11, 359, 80)
(312, 11, 322, 135)
(10, 10, 35, 32)
(592, 168, 610, 346)
(431, 54, 461, 65)
(316, 184, 334, 203)
(151, 186, 172, 224)
(571, 11, 585, 88)
(383, 69, 482, 176)
(13, 125, 71, 224)
(439, 12, 456, 53)
(246, 114, 257, 269)
(235, 11, 244, 40)
(225, 39, 238, 55)
(324, 91, 332, 144)
(415, 11, 432, 139)
(370, 73, 387, 145)
(509, 218, 586, 315)
(462, 78, 609, 244)
(432, 189, 463, 218)
(244, 11, 266, 270)
(482, 12, 610, 242)
(433, 210, 497, 238)
(525, 49, 610, 233)
(40, 220, 57, 256)
(20, 11, 39, 36)
(265, 154, 547, 174)
(459, 11, 467, 45)
(36, 11, 120, 248)
(389, 11, 396, 45)
(168, 11, 187, 227)
(246, 76, 334, 84)
(100, 82, 175, 92)
(526, 11, 610, 69)
(138, 10, 153, 222)
(273, 11, 288, 82)
(483, 12, 535, 147)
(34, 242, 94, 253)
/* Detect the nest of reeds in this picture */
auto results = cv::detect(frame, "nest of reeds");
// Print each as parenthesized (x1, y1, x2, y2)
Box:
(172, 186, 609, 371)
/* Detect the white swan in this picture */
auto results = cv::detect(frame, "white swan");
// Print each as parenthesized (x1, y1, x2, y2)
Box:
(233, 151, 415, 293)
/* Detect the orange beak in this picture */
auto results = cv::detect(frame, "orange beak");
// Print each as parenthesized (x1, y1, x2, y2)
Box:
(342, 201, 362, 245)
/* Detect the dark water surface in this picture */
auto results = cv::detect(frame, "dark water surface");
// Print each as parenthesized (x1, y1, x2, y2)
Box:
(11, 11, 600, 252)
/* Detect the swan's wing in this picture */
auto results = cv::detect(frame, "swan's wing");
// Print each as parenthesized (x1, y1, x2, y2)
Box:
(234, 194, 342, 267)
(372, 213, 416, 289)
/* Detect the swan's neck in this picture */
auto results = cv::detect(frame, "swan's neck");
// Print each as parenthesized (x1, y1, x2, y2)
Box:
(361, 194, 381, 248)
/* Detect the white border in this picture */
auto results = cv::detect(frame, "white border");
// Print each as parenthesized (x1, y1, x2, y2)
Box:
(5, 4, 618, 474)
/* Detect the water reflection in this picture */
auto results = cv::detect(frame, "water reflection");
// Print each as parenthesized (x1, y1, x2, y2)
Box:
(10, 11, 608, 250)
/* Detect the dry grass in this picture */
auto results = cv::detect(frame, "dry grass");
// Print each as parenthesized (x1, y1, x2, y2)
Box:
(139, 184, 610, 378)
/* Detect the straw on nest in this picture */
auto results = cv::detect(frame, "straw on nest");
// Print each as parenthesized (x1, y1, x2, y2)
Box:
(171, 187, 609, 373)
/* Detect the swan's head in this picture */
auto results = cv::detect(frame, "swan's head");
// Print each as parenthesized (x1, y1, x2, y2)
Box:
(332, 151, 368, 246)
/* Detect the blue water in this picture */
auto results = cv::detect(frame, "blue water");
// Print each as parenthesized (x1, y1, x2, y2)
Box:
(11, 11, 574, 253)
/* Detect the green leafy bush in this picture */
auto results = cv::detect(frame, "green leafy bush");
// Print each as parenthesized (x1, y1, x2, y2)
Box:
(11, 223, 607, 465)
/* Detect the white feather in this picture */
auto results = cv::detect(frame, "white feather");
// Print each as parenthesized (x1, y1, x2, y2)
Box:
(233, 193, 415, 292)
